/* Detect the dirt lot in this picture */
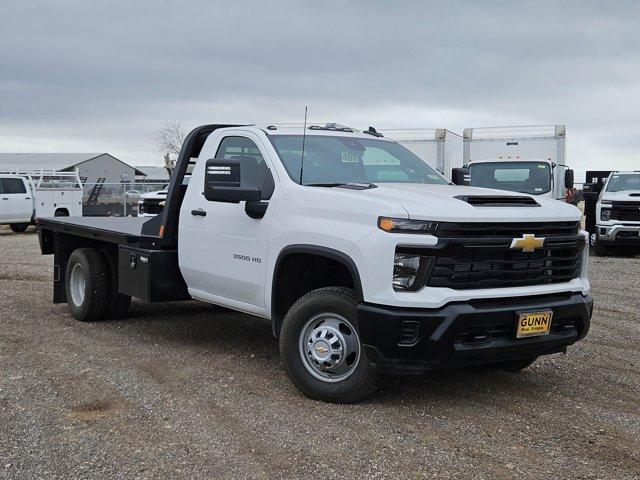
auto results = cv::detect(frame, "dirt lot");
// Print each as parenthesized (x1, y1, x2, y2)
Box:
(0, 227, 639, 479)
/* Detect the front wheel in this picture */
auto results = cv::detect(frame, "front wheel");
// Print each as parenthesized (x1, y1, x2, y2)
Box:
(10, 223, 29, 233)
(279, 287, 378, 403)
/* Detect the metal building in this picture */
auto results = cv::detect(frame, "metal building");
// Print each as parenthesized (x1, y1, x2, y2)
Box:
(0, 153, 144, 184)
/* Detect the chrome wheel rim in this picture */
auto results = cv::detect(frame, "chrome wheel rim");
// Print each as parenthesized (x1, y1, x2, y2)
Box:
(69, 263, 86, 307)
(298, 313, 361, 383)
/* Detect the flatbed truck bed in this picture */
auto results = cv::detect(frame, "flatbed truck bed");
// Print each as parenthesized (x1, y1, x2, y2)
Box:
(37, 216, 158, 246)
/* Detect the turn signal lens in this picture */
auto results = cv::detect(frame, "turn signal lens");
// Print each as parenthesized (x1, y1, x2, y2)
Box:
(379, 217, 396, 232)
(378, 217, 438, 234)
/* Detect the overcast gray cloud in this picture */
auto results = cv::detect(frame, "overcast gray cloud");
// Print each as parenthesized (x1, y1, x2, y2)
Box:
(1, 0, 639, 176)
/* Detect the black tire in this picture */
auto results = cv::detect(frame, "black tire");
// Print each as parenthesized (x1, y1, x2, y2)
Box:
(99, 249, 131, 319)
(65, 248, 109, 321)
(54, 209, 69, 217)
(279, 287, 379, 403)
(490, 357, 538, 372)
(10, 223, 29, 233)
(594, 238, 608, 257)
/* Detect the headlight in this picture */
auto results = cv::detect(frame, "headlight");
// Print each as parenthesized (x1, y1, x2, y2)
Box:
(601, 208, 611, 221)
(379, 217, 438, 234)
(393, 253, 433, 291)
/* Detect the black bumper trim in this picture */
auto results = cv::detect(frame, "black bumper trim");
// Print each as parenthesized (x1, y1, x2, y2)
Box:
(357, 293, 593, 374)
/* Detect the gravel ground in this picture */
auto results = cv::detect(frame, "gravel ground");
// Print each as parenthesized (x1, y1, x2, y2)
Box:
(0, 227, 639, 479)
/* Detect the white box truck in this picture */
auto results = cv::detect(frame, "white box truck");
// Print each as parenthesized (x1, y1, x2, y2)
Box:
(382, 129, 463, 179)
(462, 125, 574, 201)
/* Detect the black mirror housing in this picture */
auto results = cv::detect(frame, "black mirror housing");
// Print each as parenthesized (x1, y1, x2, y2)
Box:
(451, 167, 471, 186)
(564, 169, 575, 189)
(204, 158, 261, 203)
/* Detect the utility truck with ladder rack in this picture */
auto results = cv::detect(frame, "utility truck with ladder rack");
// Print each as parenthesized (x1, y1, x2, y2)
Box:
(37, 123, 593, 403)
(0, 170, 83, 232)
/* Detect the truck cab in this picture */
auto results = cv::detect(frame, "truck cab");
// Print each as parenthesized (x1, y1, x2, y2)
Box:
(462, 125, 574, 201)
(37, 123, 593, 403)
(0, 175, 33, 231)
(466, 158, 574, 200)
(594, 171, 640, 255)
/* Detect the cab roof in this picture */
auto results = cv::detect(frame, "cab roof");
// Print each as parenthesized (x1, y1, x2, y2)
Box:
(239, 123, 391, 140)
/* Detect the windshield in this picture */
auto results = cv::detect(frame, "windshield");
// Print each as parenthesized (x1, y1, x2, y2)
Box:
(469, 161, 551, 195)
(270, 135, 448, 186)
(606, 173, 640, 192)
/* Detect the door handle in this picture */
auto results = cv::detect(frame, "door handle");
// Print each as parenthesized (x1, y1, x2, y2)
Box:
(2, 198, 8, 200)
(191, 209, 207, 217)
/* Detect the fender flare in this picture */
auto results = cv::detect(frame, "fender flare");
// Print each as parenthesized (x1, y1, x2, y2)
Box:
(270, 244, 364, 333)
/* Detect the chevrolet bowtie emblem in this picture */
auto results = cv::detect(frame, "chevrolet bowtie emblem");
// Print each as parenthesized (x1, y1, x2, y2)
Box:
(510, 234, 545, 252)
(315, 345, 328, 354)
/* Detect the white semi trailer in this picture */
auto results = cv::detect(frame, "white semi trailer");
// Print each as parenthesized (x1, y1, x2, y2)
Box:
(382, 129, 463, 179)
(462, 125, 574, 201)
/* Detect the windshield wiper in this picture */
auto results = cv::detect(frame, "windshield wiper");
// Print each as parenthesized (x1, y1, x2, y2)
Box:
(305, 182, 377, 190)
(305, 183, 344, 187)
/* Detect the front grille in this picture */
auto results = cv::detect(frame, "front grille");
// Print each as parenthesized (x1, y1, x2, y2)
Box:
(419, 222, 584, 290)
(140, 200, 165, 214)
(436, 221, 580, 239)
(610, 202, 640, 222)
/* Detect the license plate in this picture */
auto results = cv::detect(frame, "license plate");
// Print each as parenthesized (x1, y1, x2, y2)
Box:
(516, 311, 553, 338)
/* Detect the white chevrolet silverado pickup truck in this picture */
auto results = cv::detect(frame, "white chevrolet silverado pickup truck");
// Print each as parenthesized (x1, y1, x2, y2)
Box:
(594, 171, 640, 256)
(37, 123, 593, 403)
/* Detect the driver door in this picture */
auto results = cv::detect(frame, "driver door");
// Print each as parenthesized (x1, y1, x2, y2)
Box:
(180, 134, 277, 315)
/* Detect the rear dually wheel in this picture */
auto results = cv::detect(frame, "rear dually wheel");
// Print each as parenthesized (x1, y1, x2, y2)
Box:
(65, 248, 109, 321)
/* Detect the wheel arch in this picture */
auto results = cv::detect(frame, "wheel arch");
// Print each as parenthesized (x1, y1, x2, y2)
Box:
(54, 207, 70, 217)
(270, 244, 364, 337)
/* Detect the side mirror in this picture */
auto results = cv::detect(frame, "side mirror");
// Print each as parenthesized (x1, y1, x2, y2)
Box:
(451, 167, 470, 186)
(204, 158, 261, 203)
(564, 169, 575, 190)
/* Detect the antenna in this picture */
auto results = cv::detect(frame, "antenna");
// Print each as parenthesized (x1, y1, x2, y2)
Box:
(299, 106, 308, 185)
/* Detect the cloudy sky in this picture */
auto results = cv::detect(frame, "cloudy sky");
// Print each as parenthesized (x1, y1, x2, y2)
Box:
(1, 1, 639, 177)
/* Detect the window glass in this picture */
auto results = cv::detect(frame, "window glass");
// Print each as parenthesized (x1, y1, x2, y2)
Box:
(270, 135, 447, 185)
(214, 136, 274, 198)
(606, 173, 640, 192)
(2, 178, 27, 194)
(469, 161, 551, 195)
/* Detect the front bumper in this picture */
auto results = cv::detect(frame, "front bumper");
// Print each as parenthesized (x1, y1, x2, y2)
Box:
(596, 224, 640, 245)
(358, 293, 593, 374)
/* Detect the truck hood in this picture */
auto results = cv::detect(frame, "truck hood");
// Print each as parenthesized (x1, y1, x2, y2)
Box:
(599, 190, 640, 202)
(361, 184, 581, 222)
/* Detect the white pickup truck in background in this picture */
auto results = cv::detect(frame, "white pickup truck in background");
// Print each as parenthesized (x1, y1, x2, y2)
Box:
(594, 171, 640, 256)
(0, 170, 83, 232)
(138, 185, 169, 217)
